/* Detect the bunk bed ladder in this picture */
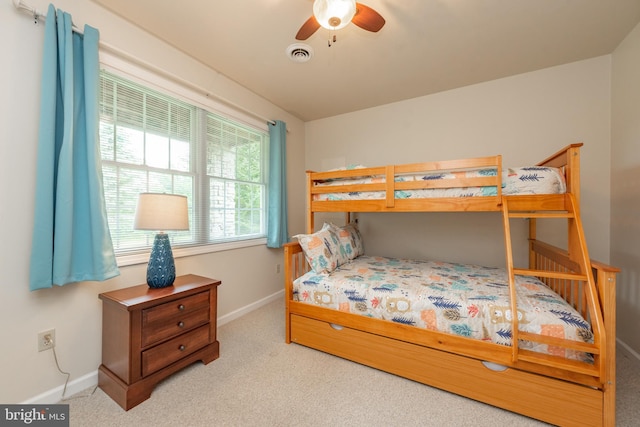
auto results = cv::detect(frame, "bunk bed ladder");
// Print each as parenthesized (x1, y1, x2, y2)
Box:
(501, 195, 606, 378)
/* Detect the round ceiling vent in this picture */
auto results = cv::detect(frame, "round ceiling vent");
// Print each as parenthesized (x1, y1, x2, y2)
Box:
(286, 43, 313, 63)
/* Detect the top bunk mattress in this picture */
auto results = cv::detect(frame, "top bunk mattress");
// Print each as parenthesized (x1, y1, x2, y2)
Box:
(312, 166, 566, 201)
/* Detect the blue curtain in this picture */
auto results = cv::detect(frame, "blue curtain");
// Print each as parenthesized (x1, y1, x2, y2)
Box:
(29, 5, 119, 291)
(266, 120, 288, 248)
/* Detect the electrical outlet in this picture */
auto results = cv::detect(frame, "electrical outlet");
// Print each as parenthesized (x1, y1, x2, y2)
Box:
(276, 263, 281, 274)
(38, 329, 55, 352)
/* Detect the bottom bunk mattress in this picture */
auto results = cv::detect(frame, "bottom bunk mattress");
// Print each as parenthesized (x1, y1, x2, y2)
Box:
(292, 255, 593, 362)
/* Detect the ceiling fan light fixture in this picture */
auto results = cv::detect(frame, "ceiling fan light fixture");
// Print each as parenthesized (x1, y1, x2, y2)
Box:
(313, 0, 356, 31)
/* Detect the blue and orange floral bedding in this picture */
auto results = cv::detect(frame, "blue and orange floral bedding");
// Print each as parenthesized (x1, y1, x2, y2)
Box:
(313, 166, 566, 201)
(293, 255, 592, 361)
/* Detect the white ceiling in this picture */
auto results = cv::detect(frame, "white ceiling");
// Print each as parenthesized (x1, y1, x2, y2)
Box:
(91, 0, 640, 122)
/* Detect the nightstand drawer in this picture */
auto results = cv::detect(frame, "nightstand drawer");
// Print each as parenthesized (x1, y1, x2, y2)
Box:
(142, 324, 210, 377)
(143, 291, 210, 325)
(141, 306, 210, 347)
(141, 291, 210, 347)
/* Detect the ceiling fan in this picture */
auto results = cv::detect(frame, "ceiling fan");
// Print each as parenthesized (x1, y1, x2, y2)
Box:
(296, 0, 386, 41)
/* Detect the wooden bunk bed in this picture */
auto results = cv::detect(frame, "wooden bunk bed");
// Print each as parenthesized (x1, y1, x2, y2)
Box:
(284, 143, 619, 427)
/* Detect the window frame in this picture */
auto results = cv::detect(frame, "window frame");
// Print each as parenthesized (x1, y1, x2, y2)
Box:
(99, 56, 269, 267)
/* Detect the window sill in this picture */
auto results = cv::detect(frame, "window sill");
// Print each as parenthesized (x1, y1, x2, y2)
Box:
(115, 238, 267, 267)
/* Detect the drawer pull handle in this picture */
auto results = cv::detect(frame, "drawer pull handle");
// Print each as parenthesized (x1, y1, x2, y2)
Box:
(329, 323, 344, 331)
(179, 345, 186, 351)
(178, 304, 185, 311)
(481, 361, 508, 372)
(177, 321, 185, 328)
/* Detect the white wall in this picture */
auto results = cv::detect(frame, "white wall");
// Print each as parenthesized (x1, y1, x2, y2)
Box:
(611, 22, 640, 358)
(0, 0, 305, 404)
(305, 56, 612, 268)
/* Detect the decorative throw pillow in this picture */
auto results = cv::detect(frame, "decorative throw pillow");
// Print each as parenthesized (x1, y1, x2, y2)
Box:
(327, 222, 364, 261)
(323, 224, 350, 266)
(293, 224, 341, 274)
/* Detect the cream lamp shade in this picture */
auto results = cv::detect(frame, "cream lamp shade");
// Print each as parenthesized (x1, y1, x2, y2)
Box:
(313, 0, 356, 30)
(134, 193, 189, 232)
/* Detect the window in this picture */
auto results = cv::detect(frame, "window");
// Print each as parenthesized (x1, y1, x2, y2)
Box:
(99, 70, 268, 256)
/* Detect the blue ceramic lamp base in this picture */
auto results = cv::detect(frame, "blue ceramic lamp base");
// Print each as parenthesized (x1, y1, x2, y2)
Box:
(146, 233, 176, 288)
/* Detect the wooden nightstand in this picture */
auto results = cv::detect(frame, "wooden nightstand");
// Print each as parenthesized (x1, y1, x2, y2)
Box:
(98, 274, 221, 410)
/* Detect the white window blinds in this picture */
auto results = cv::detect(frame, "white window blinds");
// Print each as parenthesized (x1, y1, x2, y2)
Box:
(99, 70, 268, 255)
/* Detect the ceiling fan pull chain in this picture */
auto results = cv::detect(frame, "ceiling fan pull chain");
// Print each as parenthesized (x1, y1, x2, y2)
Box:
(328, 32, 337, 47)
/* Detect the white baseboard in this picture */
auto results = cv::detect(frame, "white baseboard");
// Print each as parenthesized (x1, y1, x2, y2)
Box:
(22, 370, 98, 405)
(23, 290, 284, 405)
(217, 289, 283, 326)
(617, 337, 640, 368)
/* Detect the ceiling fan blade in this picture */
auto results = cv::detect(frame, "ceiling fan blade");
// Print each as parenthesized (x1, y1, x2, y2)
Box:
(296, 16, 321, 40)
(352, 3, 385, 32)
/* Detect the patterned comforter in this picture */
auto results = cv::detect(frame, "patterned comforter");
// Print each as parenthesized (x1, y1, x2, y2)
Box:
(293, 255, 592, 361)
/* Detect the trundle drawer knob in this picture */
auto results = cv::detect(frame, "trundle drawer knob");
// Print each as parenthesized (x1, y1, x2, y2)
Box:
(177, 321, 185, 328)
(178, 304, 185, 311)
(179, 345, 186, 351)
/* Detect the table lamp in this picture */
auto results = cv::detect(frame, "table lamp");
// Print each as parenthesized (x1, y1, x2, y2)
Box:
(134, 193, 189, 288)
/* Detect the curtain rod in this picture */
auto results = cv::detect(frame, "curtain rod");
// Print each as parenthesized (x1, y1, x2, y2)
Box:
(12, 0, 278, 127)
(12, 0, 45, 22)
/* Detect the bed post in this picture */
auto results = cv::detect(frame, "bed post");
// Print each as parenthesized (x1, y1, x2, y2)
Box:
(306, 171, 314, 233)
(529, 142, 583, 265)
(284, 241, 311, 344)
(565, 144, 581, 207)
(592, 261, 619, 427)
(283, 242, 297, 344)
(536, 142, 583, 207)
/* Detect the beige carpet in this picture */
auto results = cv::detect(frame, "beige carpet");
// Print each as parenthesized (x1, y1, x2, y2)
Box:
(66, 298, 640, 426)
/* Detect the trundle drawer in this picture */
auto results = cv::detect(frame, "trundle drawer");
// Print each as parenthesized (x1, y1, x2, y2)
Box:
(290, 314, 603, 427)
